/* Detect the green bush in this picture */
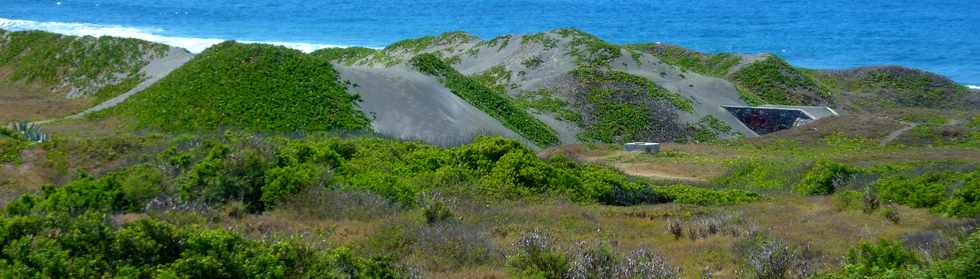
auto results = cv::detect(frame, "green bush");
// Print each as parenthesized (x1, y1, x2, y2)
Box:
(795, 161, 856, 196)
(121, 41, 371, 132)
(410, 53, 559, 146)
(934, 171, 980, 217)
(118, 164, 166, 210)
(653, 185, 760, 206)
(422, 200, 454, 224)
(508, 233, 569, 279)
(261, 163, 324, 207)
(875, 172, 952, 209)
(0, 212, 404, 278)
(0, 128, 29, 163)
(829, 240, 919, 278)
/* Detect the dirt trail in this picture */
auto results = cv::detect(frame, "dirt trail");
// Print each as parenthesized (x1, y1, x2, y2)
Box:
(879, 121, 918, 146)
(612, 163, 708, 183)
(575, 152, 708, 183)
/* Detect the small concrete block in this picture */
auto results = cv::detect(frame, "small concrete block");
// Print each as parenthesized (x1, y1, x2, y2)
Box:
(624, 142, 661, 154)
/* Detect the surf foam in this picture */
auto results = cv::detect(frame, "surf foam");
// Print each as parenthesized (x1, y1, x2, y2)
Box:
(967, 85, 980, 90)
(0, 17, 357, 53)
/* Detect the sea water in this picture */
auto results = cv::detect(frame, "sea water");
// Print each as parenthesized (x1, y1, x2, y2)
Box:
(1, 0, 978, 85)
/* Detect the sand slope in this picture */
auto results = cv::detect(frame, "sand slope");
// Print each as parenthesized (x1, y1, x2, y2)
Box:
(335, 64, 532, 147)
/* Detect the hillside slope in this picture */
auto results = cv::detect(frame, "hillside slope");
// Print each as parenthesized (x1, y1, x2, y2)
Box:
(0, 30, 188, 121)
(114, 41, 370, 132)
(316, 29, 755, 145)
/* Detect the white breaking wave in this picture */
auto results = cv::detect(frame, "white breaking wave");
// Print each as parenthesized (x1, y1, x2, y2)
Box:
(0, 17, 357, 53)
(967, 85, 980, 90)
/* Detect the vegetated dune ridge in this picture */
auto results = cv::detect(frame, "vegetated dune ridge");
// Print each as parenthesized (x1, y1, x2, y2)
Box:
(318, 30, 759, 146)
(2, 28, 976, 147)
(0, 29, 189, 122)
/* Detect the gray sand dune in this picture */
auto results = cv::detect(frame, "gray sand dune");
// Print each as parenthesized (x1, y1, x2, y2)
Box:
(335, 30, 764, 146)
(334, 64, 534, 147)
(610, 52, 757, 137)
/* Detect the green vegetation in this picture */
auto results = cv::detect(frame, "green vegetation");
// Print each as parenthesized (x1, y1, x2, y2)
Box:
(521, 55, 545, 69)
(410, 53, 559, 146)
(556, 28, 623, 68)
(514, 89, 582, 122)
(385, 31, 477, 54)
(471, 65, 513, 90)
(119, 41, 371, 132)
(521, 33, 560, 49)
(311, 46, 379, 66)
(687, 116, 735, 143)
(0, 203, 402, 278)
(822, 232, 980, 278)
(819, 66, 972, 111)
(795, 160, 856, 196)
(872, 165, 979, 217)
(628, 43, 741, 77)
(731, 56, 832, 105)
(0, 29, 167, 96)
(572, 67, 693, 113)
(0, 127, 29, 163)
(571, 67, 694, 143)
(715, 159, 804, 190)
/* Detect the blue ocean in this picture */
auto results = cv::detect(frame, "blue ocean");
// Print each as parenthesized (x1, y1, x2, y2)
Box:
(1, 0, 978, 85)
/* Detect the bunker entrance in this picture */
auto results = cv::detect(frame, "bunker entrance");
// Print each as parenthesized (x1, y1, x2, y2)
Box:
(723, 106, 814, 135)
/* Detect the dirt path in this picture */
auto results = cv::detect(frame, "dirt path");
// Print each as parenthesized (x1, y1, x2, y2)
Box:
(574, 152, 709, 183)
(879, 121, 918, 146)
(612, 163, 708, 183)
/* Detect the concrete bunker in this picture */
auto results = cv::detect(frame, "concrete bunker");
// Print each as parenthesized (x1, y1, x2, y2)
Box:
(723, 105, 837, 135)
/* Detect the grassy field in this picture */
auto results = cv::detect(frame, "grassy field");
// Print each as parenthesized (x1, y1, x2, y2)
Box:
(2, 108, 978, 278)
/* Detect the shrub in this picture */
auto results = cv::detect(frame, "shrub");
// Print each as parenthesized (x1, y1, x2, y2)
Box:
(261, 163, 324, 207)
(568, 244, 619, 279)
(617, 248, 680, 279)
(747, 239, 795, 279)
(874, 172, 952, 209)
(666, 219, 683, 240)
(0, 211, 404, 278)
(839, 240, 919, 277)
(924, 230, 980, 277)
(795, 161, 855, 196)
(934, 171, 980, 217)
(832, 190, 863, 212)
(422, 200, 454, 224)
(118, 164, 166, 210)
(508, 232, 569, 279)
(882, 205, 900, 224)
(653, 185, 760, 206)
(413, 222, 498, 270)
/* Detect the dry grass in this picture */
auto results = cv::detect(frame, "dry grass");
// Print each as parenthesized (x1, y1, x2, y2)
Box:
(0, 84, 92, 122)
(161, 191, 949, 279)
